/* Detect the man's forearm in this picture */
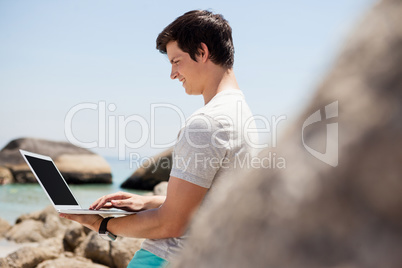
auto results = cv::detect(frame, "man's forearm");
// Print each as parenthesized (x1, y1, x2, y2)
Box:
(106, 206, 178, 239)
(102, 177, 208, 240)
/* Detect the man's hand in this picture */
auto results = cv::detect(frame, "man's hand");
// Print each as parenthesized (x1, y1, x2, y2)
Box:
(59, 213, 103, 233)
(90, 192, 145, 211)
(90, 191, 166, 212)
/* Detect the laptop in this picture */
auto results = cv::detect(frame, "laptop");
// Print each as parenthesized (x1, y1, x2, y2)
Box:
(20, 149, 135, 216)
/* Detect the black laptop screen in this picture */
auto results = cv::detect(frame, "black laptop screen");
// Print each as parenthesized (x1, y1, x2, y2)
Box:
(25, 155, 79, 206)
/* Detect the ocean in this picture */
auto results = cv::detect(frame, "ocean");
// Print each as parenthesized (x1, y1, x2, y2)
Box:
(0, 157, 149, 225)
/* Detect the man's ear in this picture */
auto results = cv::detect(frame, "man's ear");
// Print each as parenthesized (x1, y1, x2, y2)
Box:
(199, 42, 209, 63)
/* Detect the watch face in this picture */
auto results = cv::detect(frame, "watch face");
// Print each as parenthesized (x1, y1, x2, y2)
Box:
(99, 232, 117, 241)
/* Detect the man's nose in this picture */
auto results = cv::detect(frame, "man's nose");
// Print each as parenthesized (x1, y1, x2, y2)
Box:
(170, 66, 178, 80)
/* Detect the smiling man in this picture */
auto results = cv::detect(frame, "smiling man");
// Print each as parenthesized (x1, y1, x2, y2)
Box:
(60, 10, 257, 268)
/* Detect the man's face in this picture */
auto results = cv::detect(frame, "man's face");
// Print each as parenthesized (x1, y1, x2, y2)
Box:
(166, 41, 204, 95)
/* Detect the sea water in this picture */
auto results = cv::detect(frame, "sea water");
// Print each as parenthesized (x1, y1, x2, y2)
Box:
(0, 158, 149, 225)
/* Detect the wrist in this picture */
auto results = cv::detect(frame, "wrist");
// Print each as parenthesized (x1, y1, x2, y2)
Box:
(143, 195, 165, 210)
(98, 217, 116, 241)
(142, 195, 153, 210)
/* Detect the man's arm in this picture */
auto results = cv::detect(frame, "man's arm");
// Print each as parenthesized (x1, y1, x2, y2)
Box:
(107, 176, 208, 238)
(61, 176, 208, 239)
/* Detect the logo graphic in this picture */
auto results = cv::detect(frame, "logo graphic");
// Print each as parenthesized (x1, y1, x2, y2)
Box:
(302, 101, 338, 167)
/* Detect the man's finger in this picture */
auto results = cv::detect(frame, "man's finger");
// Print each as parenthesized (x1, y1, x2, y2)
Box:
(92, 195, 113, 210)
(111, 200, 124, 207)
(89, 197, 104, 209)
(102, 202, 113, 208)
(90, 192, 132, 210)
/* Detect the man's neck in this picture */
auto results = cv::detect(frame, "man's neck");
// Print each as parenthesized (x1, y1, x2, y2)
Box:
(202, 68, 239, 105)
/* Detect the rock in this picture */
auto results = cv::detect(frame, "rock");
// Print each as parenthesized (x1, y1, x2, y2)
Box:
(0, 166, 13, 185)
(0, 240, 39, 259)
(121, 148, 173, 190)
(172, 1, 402, 267)
(5, 219, 47, 243)
(75, 232, 113, 267)
(37, 256, 109, 268)
(76, 231, 144, 268)
(0, 137, 112, 184)
(1, 205, 142, 267)
(6, 206, 71, 243)
(1, 246, 59, 268)
(1, 223, 101, 268)
(15, 205, 61, 224)
(0, 218, 11, 237)
(38, 237, 64, 255)
(63, 221, 87, 252)
(153, 181, 168, 196)
(0, 237, 63, 267)
(110, 237, 143, 268)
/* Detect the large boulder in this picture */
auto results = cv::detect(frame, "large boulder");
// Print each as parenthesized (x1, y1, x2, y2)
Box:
(0, 237, 63, 268)
(172, 0, 402, 267)
(75, 232, 112, 266)
(0, 239, 106, 268)
(1, 205, 144, 267)
(121, 148, 173, 190)
(0, 137, 112, 184)
(0, 247, 57, 268)
(5, 205, 72, 243)
(75, 231, 144, 268)
(110, 236, 144, 268)
(63, 221, 88, 252)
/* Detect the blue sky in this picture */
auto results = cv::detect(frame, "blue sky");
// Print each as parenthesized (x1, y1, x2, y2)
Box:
(0, 0, 375, 159)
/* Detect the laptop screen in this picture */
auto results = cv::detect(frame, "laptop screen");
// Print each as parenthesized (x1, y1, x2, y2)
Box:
(25, 155, 79, 206)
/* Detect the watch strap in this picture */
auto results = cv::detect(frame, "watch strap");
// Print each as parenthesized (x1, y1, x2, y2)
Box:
(99, 217, 114, 234)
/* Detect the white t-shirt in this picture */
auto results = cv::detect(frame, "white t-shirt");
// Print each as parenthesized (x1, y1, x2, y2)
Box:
(141, 89, 258, 261)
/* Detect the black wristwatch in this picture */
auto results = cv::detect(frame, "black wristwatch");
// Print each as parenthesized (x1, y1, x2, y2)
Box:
(98, 217, 117, 241)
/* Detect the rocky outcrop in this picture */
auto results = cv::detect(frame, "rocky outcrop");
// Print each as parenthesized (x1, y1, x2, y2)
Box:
(1, 206, 145, 268)
(121, 148, 173, 190)
(5, 206, 71, 243)
(110, 236, 143, 268)
(63, 222, 87, 252)
(75, 232, 112, 266)
(75, 232, 143, 268)
(0, 237, 63, 268)
(0, 246, 58, 268)
(0, 137, 112, 184)
(172, 0, 402, 267)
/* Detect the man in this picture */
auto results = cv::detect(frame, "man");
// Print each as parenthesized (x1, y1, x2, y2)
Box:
(61, 10, 257, 267)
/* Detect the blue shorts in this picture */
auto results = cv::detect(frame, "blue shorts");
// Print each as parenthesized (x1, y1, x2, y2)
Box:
(127, 249, 169, 268)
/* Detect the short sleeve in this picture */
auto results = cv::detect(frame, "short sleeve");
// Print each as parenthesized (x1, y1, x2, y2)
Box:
(170, 114, 230, 188)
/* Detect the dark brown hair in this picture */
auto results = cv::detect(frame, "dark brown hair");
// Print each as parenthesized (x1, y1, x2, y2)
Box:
(156, 10, 234, 68)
